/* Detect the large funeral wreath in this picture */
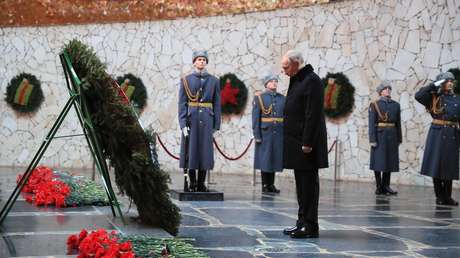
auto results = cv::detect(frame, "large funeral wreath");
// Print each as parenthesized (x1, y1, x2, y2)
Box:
(5, 73, 44, 114)
(63, 39, 180, 235)
(219, 73, 248, 115)
(322, 72, 355, 122)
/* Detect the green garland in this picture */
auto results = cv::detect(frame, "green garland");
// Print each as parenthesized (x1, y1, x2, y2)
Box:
(219, 73, 248, 115)
(63, 39, 180, 235)
(119, 235, 209, 258)
(448, 68, 460, 95)
(322, 72, 355, 121)
(5, 73, 44, 113)
(116, 73, 148, 112)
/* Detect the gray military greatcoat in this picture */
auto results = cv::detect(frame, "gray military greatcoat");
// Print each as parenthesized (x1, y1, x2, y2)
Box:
(368, 97, 402, 172)
(415, 83, 460, 180)
(252, 91, 285, 172)
(178, 70, 221, 170)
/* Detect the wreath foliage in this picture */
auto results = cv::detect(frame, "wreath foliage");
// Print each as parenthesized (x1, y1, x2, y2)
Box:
(322, 72, 355, 122)
(5, 73, 44, 114)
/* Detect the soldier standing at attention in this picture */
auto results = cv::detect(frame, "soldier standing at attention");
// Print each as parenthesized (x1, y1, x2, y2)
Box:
(178, 51, 221, 192)
(252, 73, 285, 193)
(415, 72, 459, 206)
(368, 80, 402, 195)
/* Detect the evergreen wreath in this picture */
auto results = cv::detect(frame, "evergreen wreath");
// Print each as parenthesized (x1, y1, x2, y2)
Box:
(63, 39, 180, 235)
(219, 73, 248, 115)
(116, 73, 148, 112)
(448, 68, 460, 95)
(322, 72, 355, 121)
(5, 73, 44, 114)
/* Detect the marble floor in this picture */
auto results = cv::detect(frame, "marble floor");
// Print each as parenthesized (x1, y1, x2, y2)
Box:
(0, 167, 459, 258)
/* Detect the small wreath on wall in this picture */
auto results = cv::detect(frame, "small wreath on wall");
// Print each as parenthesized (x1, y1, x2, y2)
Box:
(448, 68, 460, 95)
(5, 73, 44, 114)
(322, 72, 355, 123)
(116, 73, 148, 112)
(219, 73, 248, 115)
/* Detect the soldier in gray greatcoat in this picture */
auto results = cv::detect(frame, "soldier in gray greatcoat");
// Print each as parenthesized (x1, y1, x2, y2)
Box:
(368, 80, 402, 195)
(252, 73, 285, 193)
(415, 72, 459, 206)
(178, 50, 221, 192)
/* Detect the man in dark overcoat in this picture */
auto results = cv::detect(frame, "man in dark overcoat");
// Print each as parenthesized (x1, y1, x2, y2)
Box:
(415, 72, 459, 206)
(281, 50, 328, 238)
(369, 80, 402, 195)
(178, 50, 221, 192)
(252, 72, 285, 193)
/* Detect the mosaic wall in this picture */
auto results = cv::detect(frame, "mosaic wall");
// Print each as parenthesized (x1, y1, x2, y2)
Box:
(1, 0, 459, 188)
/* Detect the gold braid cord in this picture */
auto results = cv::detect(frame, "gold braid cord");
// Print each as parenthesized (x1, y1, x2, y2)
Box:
(372, 101, 389, 122)
(431, 94, 444, 115)
(182, 77, 200, 102)
(257, 94, 272, 115)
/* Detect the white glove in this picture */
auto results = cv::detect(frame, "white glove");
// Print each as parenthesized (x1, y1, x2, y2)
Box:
(370, 142, 377, 147)
(182, 127, 189, 137)
(434, 79, 446, 87)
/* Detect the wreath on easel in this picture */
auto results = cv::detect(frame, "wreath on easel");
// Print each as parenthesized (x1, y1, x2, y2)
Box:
(448, 68, 460, 95)
(219, 73, 248, 115)
(322, 72, 355, 123)
(5, 73, 44, 114)
(116, 73, 148, 112)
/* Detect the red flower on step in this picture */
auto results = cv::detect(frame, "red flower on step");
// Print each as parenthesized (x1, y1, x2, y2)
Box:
(68, 228, 136, 258)
(221, 78, 239, 106)
(17, 166, 70, 207)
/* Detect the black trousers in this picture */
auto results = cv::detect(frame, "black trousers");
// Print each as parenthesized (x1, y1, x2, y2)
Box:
(294, 169, 319, 227)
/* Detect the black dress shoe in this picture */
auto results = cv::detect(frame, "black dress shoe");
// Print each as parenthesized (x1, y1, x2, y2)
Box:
(267, 185, 280, 193)
(283, 225, 302, 235)
(290, 227, 319, 239)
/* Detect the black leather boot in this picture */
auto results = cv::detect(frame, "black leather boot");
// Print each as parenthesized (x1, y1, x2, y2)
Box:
(188, 169, 197, 192)
(374, 171, 384, 195)
(382, 172, 397, 195)
(433, 178, 444, 205)
(197, 170, 209, 192)
(261, 172, 269, 193)
(443, 180, 458, 206)
(267, 173, 280, 193)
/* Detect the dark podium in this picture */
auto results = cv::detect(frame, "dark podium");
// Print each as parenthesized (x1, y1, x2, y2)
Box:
(170, 189, 224, 201)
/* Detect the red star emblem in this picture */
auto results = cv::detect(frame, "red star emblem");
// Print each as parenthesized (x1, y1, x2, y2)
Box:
(221, 78, 239, 105)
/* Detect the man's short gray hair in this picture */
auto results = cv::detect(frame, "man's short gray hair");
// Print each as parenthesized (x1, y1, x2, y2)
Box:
(285, 50, 304, 65)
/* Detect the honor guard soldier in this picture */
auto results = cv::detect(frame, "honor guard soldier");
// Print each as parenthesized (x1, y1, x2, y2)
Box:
(368, 80, 402, 195)
(178, 50, 221, 192)
(415, 72, 459, 206)
(252, 73, 285, 193)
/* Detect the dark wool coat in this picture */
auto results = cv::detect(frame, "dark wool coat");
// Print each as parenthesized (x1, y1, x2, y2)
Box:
(283, 64, 328, 170)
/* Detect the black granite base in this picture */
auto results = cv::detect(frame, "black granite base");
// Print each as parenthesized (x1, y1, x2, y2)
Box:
(170, 189, 224, 201)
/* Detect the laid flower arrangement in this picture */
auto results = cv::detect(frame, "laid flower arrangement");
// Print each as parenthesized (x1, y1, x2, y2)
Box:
(67, 228, 210, 258)
(17, 166, 70, 207)
(67, 228, 135, 258)
(17, 166, 109, 207)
